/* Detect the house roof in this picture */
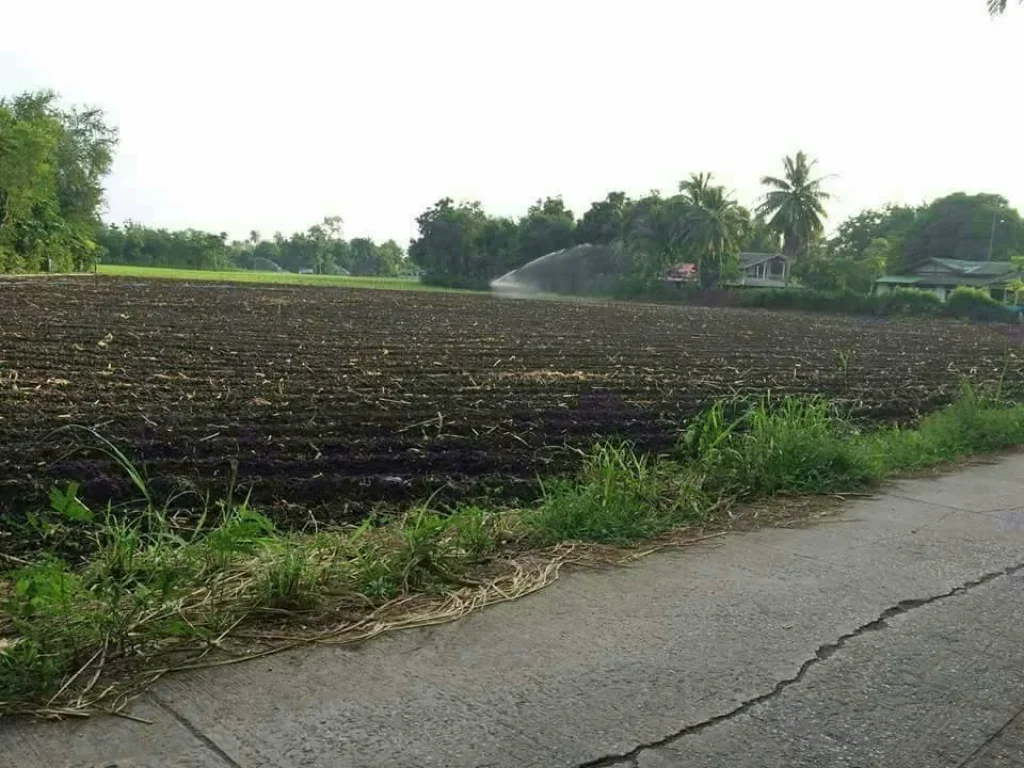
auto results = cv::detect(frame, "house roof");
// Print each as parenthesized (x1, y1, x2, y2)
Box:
(914, 258, 1017, 277)
(875, 257, 1022, 288)
(739, 252, 787, 269)
(875, 276, 923, 285)
(876, 274, 1013, 288)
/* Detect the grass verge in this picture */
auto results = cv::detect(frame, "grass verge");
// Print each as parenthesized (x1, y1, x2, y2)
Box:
(2, 384, 1023, 717)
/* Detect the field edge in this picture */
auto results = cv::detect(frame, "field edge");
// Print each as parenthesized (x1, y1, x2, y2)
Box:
(3, 387, 1023, 717)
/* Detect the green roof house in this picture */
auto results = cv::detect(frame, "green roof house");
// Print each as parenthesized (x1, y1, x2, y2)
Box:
(874, 258, 1022, 301)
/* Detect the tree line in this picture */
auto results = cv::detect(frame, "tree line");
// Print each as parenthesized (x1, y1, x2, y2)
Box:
(409, 153, 1024, 292)
(798, 193, 1024, 294)
(2, 89, 409, 277)
(408, 174, 786, 290)
(96, 218, 408, 276)
(4, 82, 1022, 290)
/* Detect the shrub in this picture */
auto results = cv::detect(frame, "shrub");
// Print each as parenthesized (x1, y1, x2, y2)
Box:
(604, 275, 1024, 325)
(735, 288, 875, 314)
(874, 287, 944, 316)
(945, 286, 1016, 323)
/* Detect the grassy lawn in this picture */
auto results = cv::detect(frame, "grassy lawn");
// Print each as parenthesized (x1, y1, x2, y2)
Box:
(96, 264, 462, 292)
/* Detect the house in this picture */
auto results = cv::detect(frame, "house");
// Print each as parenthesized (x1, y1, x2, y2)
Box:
(665, 253, 790, 288)
(729, 252, 790, 288)
(666, 263, 699, 284)
(873, 258, 1023, 301)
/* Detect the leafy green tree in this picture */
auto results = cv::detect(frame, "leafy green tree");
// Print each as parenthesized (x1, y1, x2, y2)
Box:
(99, 216, 410, 276)
(623, 192, 688, 279)
(347, 238, 376, 274)
(829, 205, 918, 266)
(861, 237, 894, 278)
(576, 192, 630, 245)
(328, 239, 352, 272)
(515, 196, 576, 264)
(348, 237, 405, 276)
(740, 213, 781, 254)
(757, 151, 831, 257)
(478, 216, 519, 275)
(791, 246, 840, 291)
(305, 223, 333, 274)
(376, 240, 405, 276)
(793, 238, 889, 294)
(0, 100, 61, 270)
(252, 239, 282, 270)
(900, 193, 1024, 267)
(54, 105, 117, 268)
(621, 176, 746, 288)
(409, 198, 490, 278)
(0, 90, 116, 272)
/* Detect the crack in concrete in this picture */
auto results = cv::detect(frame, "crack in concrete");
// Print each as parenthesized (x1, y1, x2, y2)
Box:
(884, 490, 1023, 518)
(574, 560, 1024, 768)
(148, 691, 243, 768)
(956, 702, 1024, 767)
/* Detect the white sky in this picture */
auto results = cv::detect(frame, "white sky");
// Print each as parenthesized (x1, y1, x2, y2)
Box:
(2, 0, 1022, 245)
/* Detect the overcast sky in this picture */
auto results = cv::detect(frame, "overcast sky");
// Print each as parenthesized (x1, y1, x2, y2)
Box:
(3, 0, 1022, 245)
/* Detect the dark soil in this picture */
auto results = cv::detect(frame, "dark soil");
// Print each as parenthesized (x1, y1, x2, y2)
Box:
(1, 276, 1021, 527)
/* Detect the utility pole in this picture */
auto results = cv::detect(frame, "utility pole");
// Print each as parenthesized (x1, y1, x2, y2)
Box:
(988, 212, 1003, 261)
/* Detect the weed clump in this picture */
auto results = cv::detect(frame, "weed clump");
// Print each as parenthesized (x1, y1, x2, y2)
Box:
(680, 397, 877, 498)
(524, 443, 706, 545)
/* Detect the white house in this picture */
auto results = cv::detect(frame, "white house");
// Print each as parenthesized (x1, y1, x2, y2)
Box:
(729, 252, 790, 288)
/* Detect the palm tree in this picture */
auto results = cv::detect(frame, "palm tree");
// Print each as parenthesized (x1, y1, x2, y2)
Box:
(988, 0, 1020, 14)
(757, 152, 831, 258)
(680, 174, 748, 287)
(678, 172, 717, 207)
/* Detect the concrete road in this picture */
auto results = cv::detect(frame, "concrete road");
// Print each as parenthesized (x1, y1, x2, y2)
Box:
(4, 456, 1024, 768)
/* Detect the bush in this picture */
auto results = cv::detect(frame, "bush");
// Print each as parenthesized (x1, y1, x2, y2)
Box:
(735, 288, 875, 314)
(875, 287, 944, 317)
(609, 274, 676, 299)
(608, 280, 1021, 324)
(945, 287, 1017, 322)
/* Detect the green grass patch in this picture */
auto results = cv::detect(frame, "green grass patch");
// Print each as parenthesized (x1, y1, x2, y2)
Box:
(525, 443, 706, 545)
(3, 384, 1024, 715)
(95, 264, 471, 293)
(856, 384, 1024, 473)
(680, 396, 879, 498)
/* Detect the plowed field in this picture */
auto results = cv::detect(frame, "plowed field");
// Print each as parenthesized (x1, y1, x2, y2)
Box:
(1, 277, 1021, 524)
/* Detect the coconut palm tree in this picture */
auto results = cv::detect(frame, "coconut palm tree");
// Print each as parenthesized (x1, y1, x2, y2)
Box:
(678, 172, 717, 208)
(757, 152, 831, 258)
(680, 174, 748, 287)
(988, 0, 1020, 14)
